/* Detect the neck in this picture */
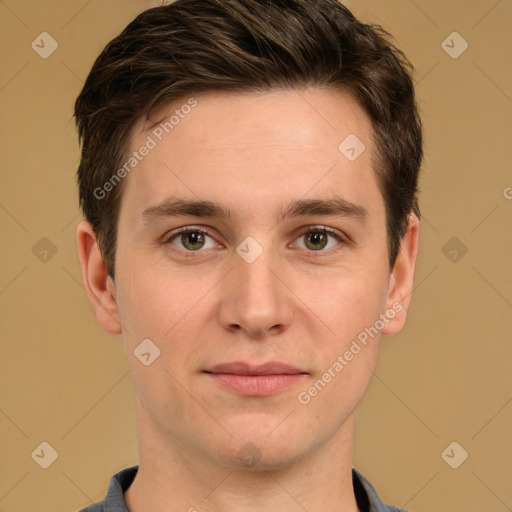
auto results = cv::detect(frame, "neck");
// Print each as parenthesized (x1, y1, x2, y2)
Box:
(125, 409, 360, 512)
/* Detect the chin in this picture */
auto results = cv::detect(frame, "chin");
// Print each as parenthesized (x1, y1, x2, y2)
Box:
(211, 427, 310, 472)
(216, 444, 306, 472)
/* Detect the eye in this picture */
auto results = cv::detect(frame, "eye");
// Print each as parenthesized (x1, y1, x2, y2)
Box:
(293, 226, 345, 252)
(165, 227, 219, 251)
(164, 225, 345, 255)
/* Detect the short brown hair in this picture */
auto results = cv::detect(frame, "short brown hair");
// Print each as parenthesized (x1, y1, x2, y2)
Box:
(75, 0, 423, 278)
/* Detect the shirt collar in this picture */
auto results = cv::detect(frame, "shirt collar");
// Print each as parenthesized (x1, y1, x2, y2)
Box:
(85, 465, 406, 512)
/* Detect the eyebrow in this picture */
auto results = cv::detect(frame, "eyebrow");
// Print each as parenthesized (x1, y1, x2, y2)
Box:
(141, 196, 368, 225)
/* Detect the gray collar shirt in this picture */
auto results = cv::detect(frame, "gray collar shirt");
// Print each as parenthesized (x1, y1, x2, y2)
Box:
(78, 465, 407, 512)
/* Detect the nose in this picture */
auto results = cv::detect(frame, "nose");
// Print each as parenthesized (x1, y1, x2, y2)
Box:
(217, 245, 294, 339)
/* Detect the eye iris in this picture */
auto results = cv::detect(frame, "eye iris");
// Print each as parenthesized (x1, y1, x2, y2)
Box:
(182, 232, 205, 250)
(177, 231, 332, 251)
(305, 231, 327, 250)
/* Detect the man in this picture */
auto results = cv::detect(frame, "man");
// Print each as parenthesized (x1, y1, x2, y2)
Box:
(75, 0, 422, 510)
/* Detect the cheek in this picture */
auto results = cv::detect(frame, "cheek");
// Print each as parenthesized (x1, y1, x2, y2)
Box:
(115, 255, 191, 343)
(297, 268, 389, 339)
(294, 267, 388, 410)
(295, 278, 384, 418)
(299, 342, 380, 428)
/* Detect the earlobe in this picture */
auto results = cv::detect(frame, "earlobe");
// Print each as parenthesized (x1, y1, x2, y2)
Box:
(381, 214, 420, 336)
(76, 220, 122, 334)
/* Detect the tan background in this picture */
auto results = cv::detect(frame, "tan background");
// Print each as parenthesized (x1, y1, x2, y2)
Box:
(0, 0, 511, 510)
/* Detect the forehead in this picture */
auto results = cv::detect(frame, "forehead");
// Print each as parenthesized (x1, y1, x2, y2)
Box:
(120, 88, 381, 221)
(139, 88, 372, 155)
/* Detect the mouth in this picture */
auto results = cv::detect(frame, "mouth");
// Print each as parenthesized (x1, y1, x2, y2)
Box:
(203, 361, 308, 396)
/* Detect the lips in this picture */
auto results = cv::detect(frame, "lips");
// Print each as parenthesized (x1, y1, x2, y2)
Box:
(204, 362, 308, 396)
(205, 361, 307, 376)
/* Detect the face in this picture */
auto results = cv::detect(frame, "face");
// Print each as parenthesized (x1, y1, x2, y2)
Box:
(78, 88, 419, 471)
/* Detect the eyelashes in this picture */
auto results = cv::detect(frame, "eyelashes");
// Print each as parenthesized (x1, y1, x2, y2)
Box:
(164, 225, 347, 256)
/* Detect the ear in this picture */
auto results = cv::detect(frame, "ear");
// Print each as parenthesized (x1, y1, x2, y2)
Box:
(381, 213, 420, 335)
(76, 220, 122, 334)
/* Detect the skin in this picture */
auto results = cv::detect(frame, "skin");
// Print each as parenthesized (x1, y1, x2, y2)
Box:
(77, 88, 420, 512)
